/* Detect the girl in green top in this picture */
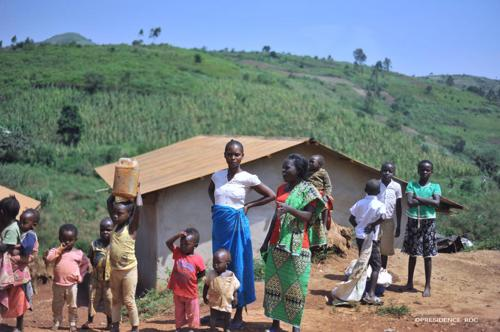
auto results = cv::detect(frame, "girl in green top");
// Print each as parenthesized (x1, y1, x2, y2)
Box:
(402, 160, 441, 297)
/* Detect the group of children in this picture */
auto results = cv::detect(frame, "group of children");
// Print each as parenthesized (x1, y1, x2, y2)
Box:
(0, 191, 143, 332)
(0, 156, 440, 331)
(349, 159, 441, 305)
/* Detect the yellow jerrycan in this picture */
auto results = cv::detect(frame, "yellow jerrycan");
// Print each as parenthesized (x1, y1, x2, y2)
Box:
(112, 158, 140, 202)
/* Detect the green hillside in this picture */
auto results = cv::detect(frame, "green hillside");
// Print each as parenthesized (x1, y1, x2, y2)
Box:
(42, 32, 95, 45)
(0, 43, 499, 251)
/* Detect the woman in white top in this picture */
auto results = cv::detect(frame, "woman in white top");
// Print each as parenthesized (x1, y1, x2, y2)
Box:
(208, 139, 275, 327)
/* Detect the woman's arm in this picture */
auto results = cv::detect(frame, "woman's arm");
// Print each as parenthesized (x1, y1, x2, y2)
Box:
(208, 180, 215, 205)
(277, 201, 314, 224)
(244, 183, 276, 214)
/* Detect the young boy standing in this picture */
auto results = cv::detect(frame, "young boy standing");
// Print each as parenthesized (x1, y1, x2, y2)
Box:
(203, 248, 240, 332)
(349, 179, 386, 305)
(166, 228, 206, 332)
(82, 217, 113, 330)
(402, 160, 441, 297)
(377, 162, 402, 271)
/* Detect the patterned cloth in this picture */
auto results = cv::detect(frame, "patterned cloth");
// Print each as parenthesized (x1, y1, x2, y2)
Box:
(263, 181, 324, 326)
(402, 218, 437, 257)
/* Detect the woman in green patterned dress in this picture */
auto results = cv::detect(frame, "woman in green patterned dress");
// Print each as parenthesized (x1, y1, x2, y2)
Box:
(260, 154, 325, 332)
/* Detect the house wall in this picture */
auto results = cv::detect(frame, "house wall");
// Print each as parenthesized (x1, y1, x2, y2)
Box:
(136, 193, 159, 292)
(141, 143, 409, 288)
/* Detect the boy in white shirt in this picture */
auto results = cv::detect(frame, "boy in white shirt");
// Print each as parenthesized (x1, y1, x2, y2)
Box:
(377, 162, 402, 270)
(349, 179, 386, 305)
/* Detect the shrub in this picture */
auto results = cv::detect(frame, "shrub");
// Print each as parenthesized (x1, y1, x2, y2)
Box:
(0, 127, 31, 163)
(194, 53, 202, 64)
(386, 117, 402, 130)
(83, 72, 105, 94)
(57, 105, 84, 146)
(377, 304, 410, 318)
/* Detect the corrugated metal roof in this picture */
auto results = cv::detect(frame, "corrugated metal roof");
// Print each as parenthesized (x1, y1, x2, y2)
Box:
(95, 135, 307, 195)
(0, 185, 41, 218)
(95, 135, 463, 210)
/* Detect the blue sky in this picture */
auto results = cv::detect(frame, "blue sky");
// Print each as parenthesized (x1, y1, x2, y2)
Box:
(1, 0, 499, 79)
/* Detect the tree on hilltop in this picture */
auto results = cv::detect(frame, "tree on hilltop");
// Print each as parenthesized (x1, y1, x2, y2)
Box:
(149, 27, 162, 42)
(262, 45, 271, 53)
(139, 29, 144, 36)
(353, 48, 367, 71)
(446, 75, 454, 86)
(353, 48, 367, 65)
(383, 57, 392, 71)
(11, 35, 17, 45)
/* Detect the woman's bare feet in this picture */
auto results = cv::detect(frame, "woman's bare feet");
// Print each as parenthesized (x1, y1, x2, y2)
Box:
(423, 285, 431, 297)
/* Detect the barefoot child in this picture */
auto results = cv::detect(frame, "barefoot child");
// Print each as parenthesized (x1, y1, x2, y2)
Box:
(82, 217, 113, 330)
(307, 154, 334, 249)
(107, 192, 143, 332)
(349, 179, 386, 305)
(45, 224, 89, 332)
(203, 248, 240, 332)
(402, 160, 441, 297)
(166, 228, 206, 332)
(377, 162, 402, 271)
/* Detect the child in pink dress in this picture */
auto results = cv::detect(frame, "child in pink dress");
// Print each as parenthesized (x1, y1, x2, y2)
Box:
(45, 224, 89, 332)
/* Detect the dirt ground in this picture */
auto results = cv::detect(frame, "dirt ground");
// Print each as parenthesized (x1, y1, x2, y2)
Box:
(1, 249, 499, 332)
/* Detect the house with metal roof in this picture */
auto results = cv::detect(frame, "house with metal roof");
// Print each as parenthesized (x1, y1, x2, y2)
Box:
(95, 135, 462, 290)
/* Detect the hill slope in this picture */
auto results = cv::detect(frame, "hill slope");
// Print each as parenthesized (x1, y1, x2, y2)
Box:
(0, 43, 498, 251)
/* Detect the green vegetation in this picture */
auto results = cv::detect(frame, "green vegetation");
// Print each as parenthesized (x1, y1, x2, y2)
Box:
(135, 288, 172, 319)
(0, 41, 499, 251)
(253, 257, 266, 281)
(376, 304, 411, 318)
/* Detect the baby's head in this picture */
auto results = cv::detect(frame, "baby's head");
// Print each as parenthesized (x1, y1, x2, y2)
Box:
(365, 179, 380, 196)
(0, 195, 20, 224)
(19, 208, 40, 233)
(111, 201, 133, 226)
(180, 227, 200, 255)
(213, 248, 231, 274)
(59, 223, 78, 251)
(99, 217, 113, 243)
(308, 155, 325, 173)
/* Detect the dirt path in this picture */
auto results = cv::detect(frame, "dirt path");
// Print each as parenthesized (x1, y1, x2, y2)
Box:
(2, 249, 499, 331)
